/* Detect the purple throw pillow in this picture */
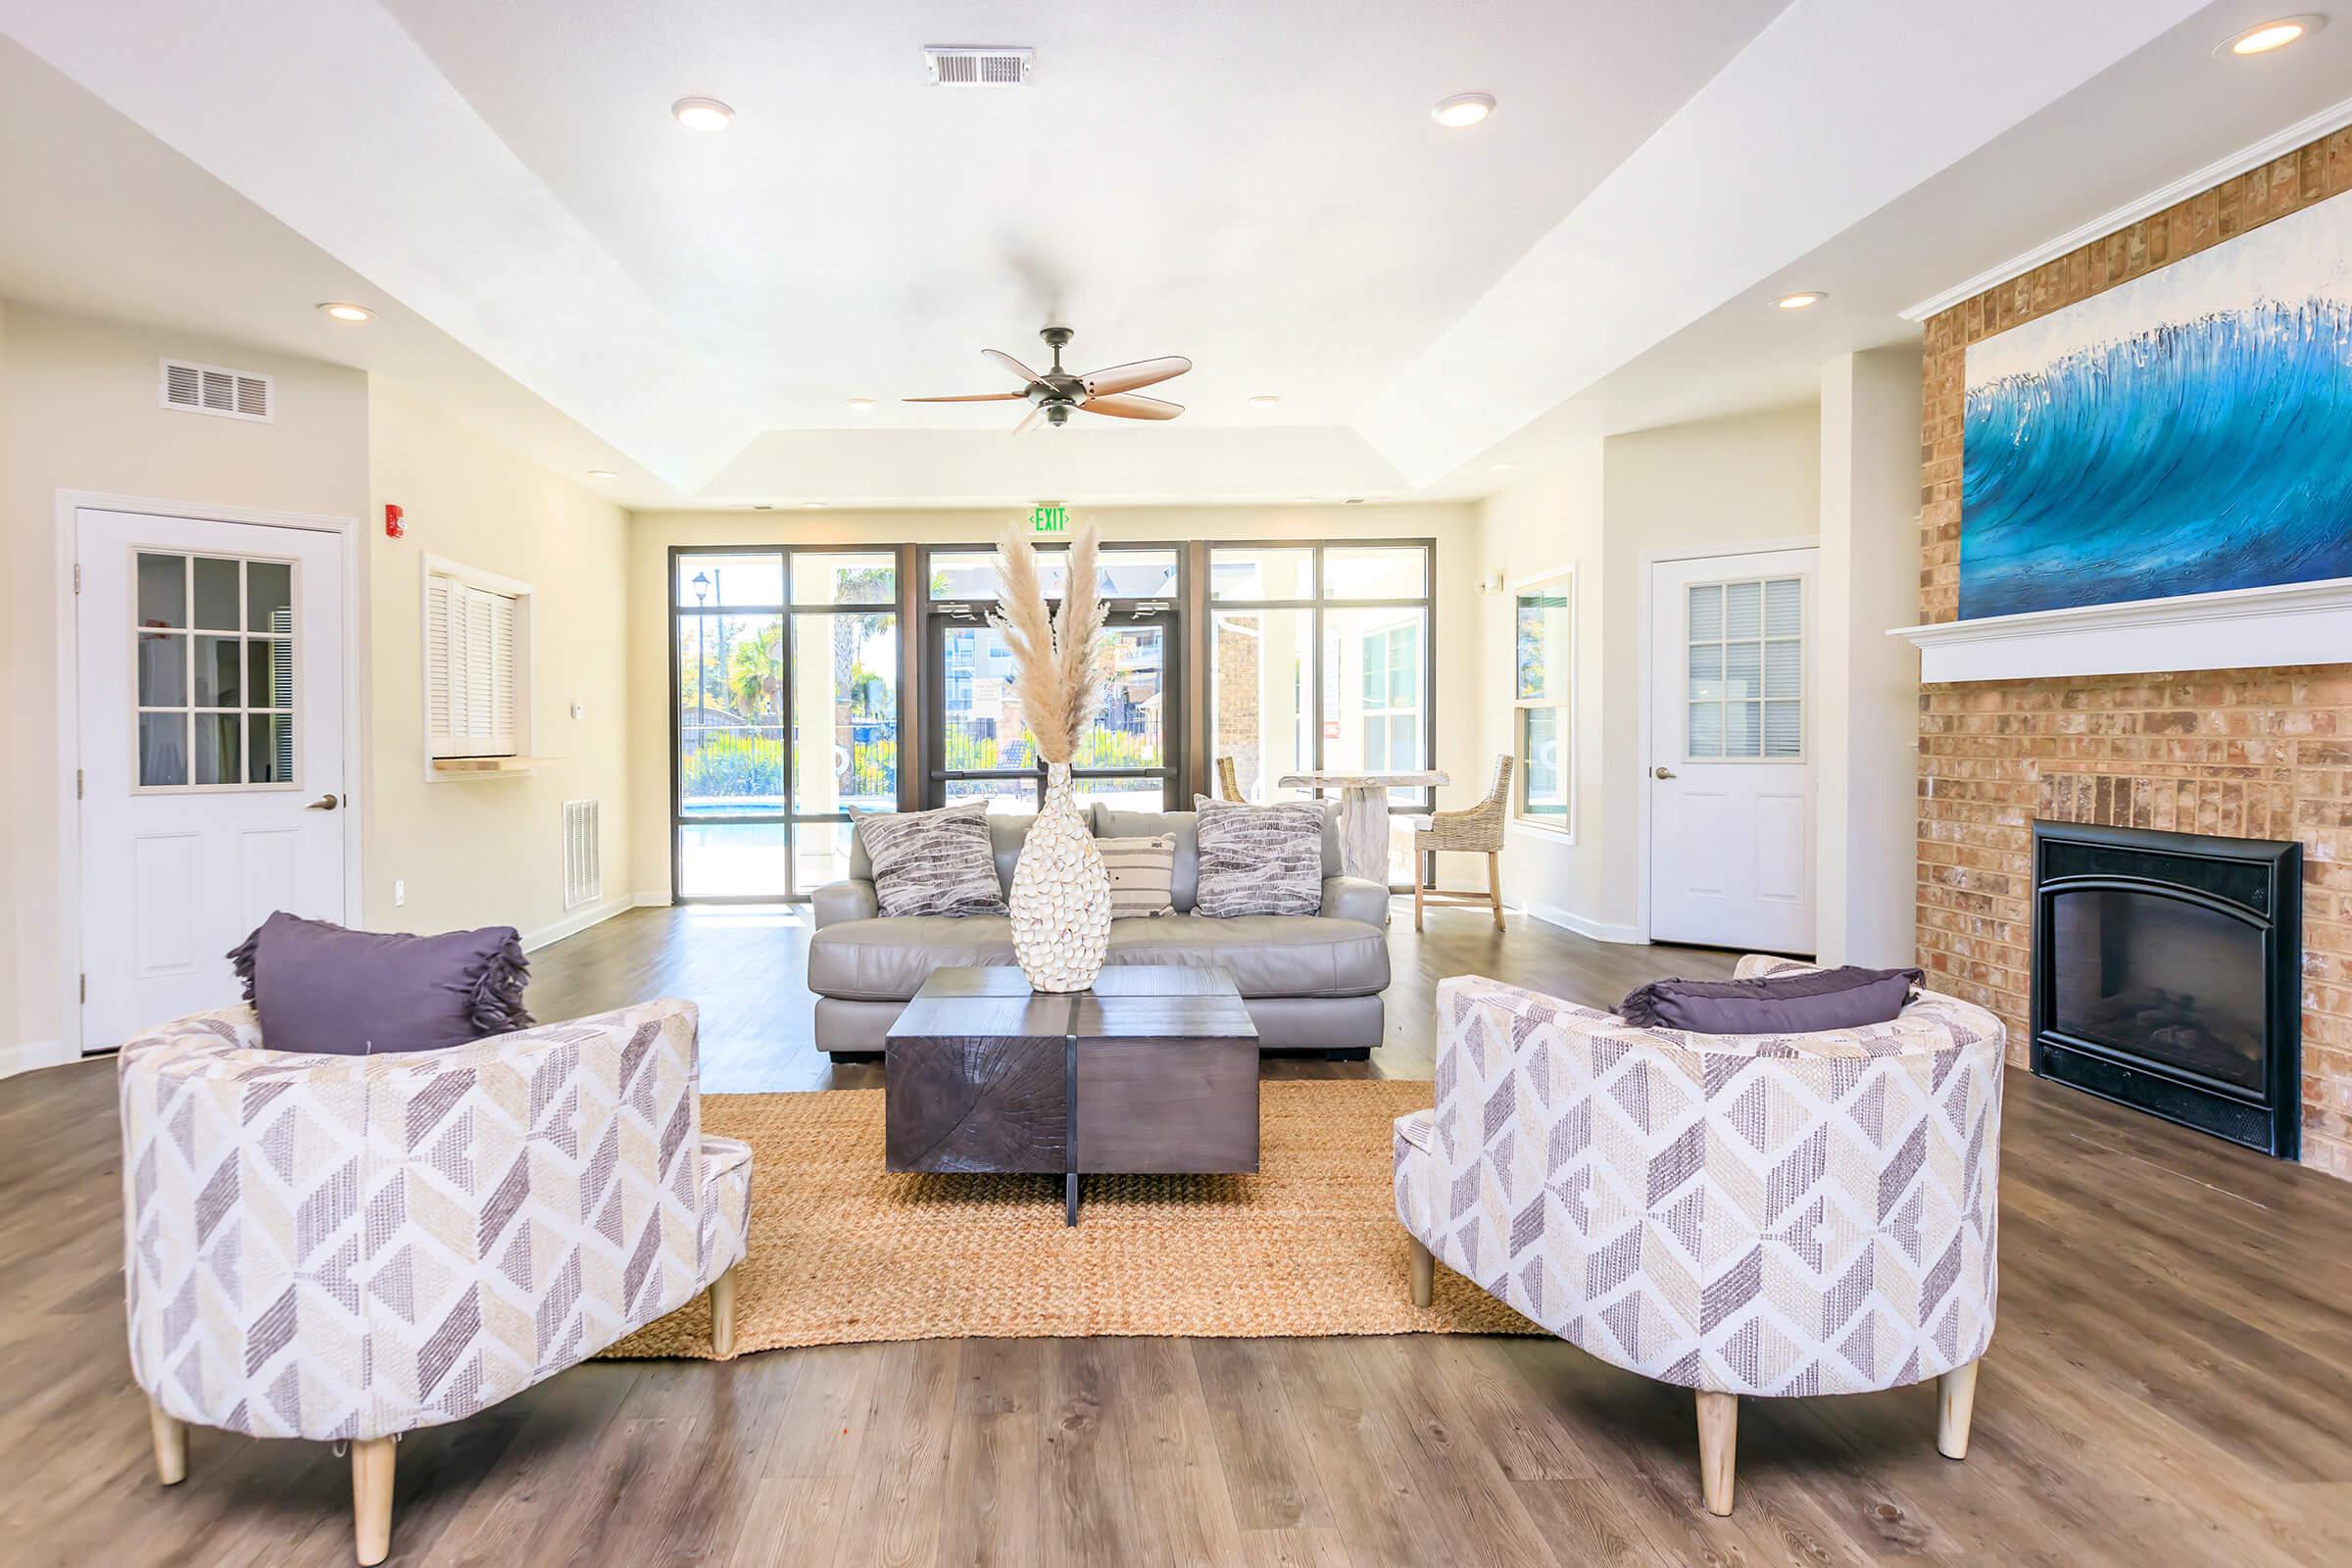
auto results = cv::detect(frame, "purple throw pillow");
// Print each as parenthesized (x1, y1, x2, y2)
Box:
(1618, 965, 1923, 1035)
(226, 910, 534, 1055)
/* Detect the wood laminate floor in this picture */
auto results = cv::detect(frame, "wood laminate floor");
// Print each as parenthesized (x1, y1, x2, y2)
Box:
(12, 904, 2352, 1566)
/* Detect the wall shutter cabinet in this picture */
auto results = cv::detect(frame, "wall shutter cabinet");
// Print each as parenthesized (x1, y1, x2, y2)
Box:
(426, 572, 520, 758)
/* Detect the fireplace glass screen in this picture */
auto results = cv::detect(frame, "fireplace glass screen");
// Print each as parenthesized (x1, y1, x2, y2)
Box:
(2048, 890, 2264, 1092)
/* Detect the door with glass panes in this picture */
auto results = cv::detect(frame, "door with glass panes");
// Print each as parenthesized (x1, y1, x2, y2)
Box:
(75, 508, 348, 1050)
(1646, 547, 1817, 954)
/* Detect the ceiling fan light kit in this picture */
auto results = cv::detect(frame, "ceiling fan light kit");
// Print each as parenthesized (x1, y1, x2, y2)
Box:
(906, 326, 1192, 432)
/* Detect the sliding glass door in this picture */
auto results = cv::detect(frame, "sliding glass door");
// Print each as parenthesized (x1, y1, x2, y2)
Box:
(670, 548, 900, 900)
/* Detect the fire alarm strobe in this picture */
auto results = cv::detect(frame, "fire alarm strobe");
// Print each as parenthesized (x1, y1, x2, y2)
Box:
(384, 503, 405, 539)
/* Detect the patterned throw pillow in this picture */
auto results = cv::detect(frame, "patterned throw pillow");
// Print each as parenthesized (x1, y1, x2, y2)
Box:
(1097, 835, 1177, 918)
(1192, 797, 1325, 917)
(856, 802, 1008, 917)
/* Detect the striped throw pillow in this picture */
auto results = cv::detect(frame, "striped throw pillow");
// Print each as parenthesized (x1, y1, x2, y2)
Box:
(1192, 797, 1326, 917)
(854, 802, 1007, 917)
(1097, 835, 1177, 918)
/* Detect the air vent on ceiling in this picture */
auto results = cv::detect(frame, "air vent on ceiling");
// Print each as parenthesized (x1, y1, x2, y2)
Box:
(924, 45, 1032, 87)
(160, 359, 273, 423)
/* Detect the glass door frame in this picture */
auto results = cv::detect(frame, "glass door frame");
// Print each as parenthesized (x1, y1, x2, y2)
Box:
(919, 542, 1187, 811)
(667, 544, 910, 904)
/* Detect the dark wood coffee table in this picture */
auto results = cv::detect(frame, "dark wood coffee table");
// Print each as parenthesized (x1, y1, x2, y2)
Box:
(884, 965, 1259, 1224)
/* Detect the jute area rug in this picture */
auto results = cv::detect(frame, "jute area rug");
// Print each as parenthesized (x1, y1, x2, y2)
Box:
(605, 1079, 1536, 1358)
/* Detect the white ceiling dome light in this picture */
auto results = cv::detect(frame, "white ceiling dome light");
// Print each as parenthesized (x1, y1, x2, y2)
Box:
(847, 397, 877, 413)
(2218, 15, 2327, 55)
(1248, 393, 1282, 410)
(670, 96, 734, 131)
(1432, 92, 1495, 128)
(316, 301, 371, 321)
(1772, 290, 1827, 310)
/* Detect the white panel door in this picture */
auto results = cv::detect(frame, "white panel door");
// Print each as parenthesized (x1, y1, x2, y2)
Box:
(76, 509, 348, 1050)
(1648, 548, 1817, 954)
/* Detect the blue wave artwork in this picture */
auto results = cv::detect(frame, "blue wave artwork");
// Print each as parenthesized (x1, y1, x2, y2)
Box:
(1959, 195, 2352, 620)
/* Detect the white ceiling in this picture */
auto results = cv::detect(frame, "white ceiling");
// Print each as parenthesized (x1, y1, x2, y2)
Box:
(1, 0, 2347, 508)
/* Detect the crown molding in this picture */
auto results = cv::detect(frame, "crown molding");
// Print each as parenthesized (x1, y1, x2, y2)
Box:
(1899, 95, 2352, 324)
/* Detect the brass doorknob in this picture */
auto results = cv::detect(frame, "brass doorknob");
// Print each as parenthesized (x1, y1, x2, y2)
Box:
(305, 794, 341, 810)
(1652, 766, 1676, 780)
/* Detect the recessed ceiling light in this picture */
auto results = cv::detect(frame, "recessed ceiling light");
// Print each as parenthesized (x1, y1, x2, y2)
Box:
(2220, 14, 2325, 55)
(1491, 463, 1516, 474)
(847, 397, 877, 413)
(586, 469, 617, 480)
(1432, 92, 1494, 128)
(317, 302, 371, 322)
(1291, 497, 1314, 505)
(671, 96, 735, 131)
(1773, 291, 1827, 311)
(1248, 394, 1282, 410)
(802, 502, 827, 510)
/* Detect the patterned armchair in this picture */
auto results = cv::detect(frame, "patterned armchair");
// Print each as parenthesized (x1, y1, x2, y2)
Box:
(1395, 956, 2004, 1515)
(119, 998, 751, 1565)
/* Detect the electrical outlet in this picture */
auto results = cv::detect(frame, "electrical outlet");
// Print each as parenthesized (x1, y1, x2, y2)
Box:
(394, 879, 406, 907)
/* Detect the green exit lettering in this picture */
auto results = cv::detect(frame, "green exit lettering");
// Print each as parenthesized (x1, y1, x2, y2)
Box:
(1029, 503, 1069, 536)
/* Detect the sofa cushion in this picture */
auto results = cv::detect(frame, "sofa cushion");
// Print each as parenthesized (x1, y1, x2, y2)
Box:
(806, 916, 1018, 1002)
(1106, 915, 1388, 998)
(851, 809, 1032, 899)
(807, 912, 1389, 1003)
(1092, 808, 1200, 910)
(853, 802, 1007, 917)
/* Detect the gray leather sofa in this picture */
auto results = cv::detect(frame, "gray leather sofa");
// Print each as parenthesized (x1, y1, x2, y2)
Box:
(808, 804, 1392, 1061)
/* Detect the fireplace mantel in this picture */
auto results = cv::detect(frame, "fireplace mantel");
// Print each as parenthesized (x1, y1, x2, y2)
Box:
(1888, 575, 2352, 683)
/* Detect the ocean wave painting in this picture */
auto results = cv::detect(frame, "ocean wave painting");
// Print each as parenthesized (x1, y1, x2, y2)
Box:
(1959, 194, 2352, 620)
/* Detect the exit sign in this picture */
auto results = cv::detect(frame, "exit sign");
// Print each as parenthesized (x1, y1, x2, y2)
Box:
(1028, 503, 1069, 536)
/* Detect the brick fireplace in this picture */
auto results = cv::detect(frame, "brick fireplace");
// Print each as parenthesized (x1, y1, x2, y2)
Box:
(1914, 125, 2352, 1179)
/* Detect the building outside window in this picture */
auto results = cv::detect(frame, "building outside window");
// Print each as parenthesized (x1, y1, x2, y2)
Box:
(1513, 569, 1573, 832)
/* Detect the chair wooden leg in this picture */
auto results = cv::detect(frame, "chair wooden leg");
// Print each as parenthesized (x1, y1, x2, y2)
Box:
(148, 1399, 187, 1486)
(1407, 1237, 1434, 1308)
(1695, 1391, 1738, 1516)
(351, 1437, 396, 1567)
(1487, 851, 1504, 930)
(1936, 1360, 1980, 1459)
(1413, 869, 1426, 931)
(710, 1263, 739, 1357)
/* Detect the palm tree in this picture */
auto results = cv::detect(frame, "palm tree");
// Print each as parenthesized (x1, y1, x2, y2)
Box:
(728, 623, 783, 717)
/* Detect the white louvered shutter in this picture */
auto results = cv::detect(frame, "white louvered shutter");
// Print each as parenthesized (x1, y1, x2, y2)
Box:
(427, 572, 520, 757)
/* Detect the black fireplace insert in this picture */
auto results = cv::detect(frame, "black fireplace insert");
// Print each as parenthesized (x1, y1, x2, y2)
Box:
(2030, 820, 2301, 1158)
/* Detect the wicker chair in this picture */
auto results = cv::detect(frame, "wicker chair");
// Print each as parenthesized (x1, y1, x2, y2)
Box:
(1412, 754, 1512, 931)
(1215, 756, 1248, 804)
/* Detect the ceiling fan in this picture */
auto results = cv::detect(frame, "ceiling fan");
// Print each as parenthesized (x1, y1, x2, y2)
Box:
(906, 326, 1191, 433)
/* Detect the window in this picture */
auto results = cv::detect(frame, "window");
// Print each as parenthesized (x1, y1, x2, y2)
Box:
(425, 558, 529, 767)
(672, 548, 901, 899)
(1685, 576, 1802, 760)
(923, 544, 1180, 812)
(1209, 540, 1434, 884)
(1513, 571, 1572, 830)
(133, 550, 297, 790)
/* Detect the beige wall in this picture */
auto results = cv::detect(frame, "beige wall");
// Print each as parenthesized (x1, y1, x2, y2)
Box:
(0, 303, 369, 1061)
(365, 385, 634, 944)
(1474, 403, 1822, 939)
(626, 503, 1482, 898)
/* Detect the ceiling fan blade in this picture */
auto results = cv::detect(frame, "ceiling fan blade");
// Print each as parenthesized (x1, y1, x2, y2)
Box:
(1079, 357, 1192, 396)
(903, 392, 1028, 403)
(982, 348, 1044, 385)
(1012, 404, 1049, 435)
(1081, 392, 1184, 420)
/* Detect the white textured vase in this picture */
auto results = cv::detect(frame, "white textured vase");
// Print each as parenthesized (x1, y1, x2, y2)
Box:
(1010, 762, 1112, 993)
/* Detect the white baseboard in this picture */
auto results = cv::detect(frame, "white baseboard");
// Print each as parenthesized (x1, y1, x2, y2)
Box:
(0, 1038, 76, 1079)
(1525, 901, 1646, 946)
(520, 895, 637, 954)
(632, 889, 672, 907)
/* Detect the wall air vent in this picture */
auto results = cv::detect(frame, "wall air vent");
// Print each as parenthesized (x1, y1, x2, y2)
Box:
(563, 800, 602, 910)
(160, 359, 273, 422)
(924, 46, 1033, 87)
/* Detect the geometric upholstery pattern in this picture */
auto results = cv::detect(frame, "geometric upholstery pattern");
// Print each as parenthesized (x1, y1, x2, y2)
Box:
(121, 999, 750, 1443)
(1395, 956, 2003, 1397)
